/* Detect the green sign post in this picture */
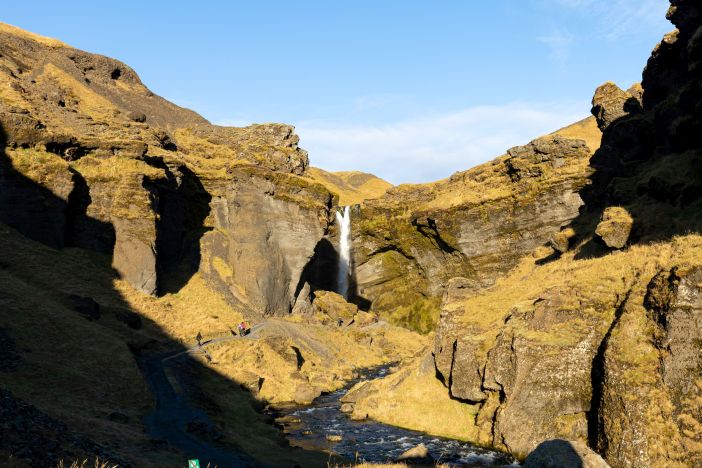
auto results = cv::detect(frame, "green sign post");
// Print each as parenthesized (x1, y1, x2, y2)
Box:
(188, 459, 201, 468)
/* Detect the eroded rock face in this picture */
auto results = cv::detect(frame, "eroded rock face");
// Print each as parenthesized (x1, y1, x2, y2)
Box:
(429, 2, 702, 466)
(312, 290, 358, 324)
(352, 133, 593, 328)
(0, 23, 334, 310)
(199, 167, 332, 316)
(434, 283, 622, 456)
(592, 267, 702, 467)
(187, 124, 309, 175)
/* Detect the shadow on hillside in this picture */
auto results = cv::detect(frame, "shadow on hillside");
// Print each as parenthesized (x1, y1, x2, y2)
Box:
(0, 123, 333, 467)
(295, 238, 339, 299)
(541, 96, 702, 263)
(142, 156, 213, 295)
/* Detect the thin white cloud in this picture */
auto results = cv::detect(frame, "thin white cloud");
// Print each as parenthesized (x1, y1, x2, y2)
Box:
(538, 30, 574, 68)
(290, 101, 587, 184)
(597, 0, 670, 40)
(352, 93, 409, 112)
(541, 0, 670, 66)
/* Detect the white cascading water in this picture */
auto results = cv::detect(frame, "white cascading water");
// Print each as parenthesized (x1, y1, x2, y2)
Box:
(336, 206, 352, 299)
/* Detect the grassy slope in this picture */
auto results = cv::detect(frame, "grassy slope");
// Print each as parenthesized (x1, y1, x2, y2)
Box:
(306, 167, 392, 205)
(343, 352, 480, 441)
(549, 116, 601, 153)
(0, 219, 337, 466)
(350, 233, 702, 448)
(0, 209, 428, 466)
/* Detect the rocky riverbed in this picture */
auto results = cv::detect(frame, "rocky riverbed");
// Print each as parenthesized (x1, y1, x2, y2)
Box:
(275, 365, 517, 466)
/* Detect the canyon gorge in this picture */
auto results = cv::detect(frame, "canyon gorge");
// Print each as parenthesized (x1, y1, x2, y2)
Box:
(1, 1, 702, 467)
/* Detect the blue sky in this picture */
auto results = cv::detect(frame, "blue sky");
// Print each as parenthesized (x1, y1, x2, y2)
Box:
(3, 1, 671, 183)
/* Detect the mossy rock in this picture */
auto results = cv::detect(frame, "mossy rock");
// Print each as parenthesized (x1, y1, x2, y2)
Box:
(595, 206, 633, 249)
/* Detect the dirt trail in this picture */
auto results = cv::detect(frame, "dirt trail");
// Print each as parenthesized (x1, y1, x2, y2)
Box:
(138, 323, 266, 467)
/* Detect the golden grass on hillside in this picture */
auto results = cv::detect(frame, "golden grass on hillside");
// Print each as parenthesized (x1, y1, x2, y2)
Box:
(548, 115, 602, 153)
(306, 167, 392, 205)
(445, 233, 702, 375)
(37, 64, 121, 123)
(345, 353, 479, 441)
(0, 223, 165, 464)
(355, 234, 702, 446)
(197, 319, 428, 405)
(6, 148, 72, 190)
(72, 155, 163, 182)
(0, 220, 338, 466)
(115, 273, 245, 343)
(369, 116, 601, 214)
(0, 22, 67, 48)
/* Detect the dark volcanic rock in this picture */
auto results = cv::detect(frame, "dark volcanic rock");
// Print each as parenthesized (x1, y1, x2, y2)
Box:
(0, 328, 21, 372)
(68, 294, 101, 320)
(594, 206, 633, 249)
(591, 82, 641, 131)
(115, 309, 142, 329)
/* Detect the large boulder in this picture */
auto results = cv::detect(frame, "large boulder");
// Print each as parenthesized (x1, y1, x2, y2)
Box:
(591, 82, 641, 131)
(312, 290, 358, 325)
(396, 443, 435, 465)
(523, 440, 610, 468)
(595, 206, 633, 249)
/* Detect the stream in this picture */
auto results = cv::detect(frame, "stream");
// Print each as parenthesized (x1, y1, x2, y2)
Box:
(276, 365, 518, 466)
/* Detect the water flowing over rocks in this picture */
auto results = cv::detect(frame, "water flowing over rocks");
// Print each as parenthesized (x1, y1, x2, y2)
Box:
(336, 206, 352, 298)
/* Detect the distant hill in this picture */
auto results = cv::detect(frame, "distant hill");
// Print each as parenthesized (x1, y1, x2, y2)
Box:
(305, 167, 392, 205)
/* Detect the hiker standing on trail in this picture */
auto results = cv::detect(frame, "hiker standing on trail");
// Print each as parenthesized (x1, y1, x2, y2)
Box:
(196, 331, 202, 346)
(238, 321, 252, 336)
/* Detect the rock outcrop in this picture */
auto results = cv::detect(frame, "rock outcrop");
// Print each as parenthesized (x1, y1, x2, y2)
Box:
(344, 3, 702, 467)
(351, 127, 596, 331)
(427, 2, 702, 466)
(341, 351, 479, 441)
(0, 21, 333, 312)
(312, 290, 358, 325)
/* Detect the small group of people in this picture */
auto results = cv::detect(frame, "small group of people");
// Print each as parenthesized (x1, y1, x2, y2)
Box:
(196, 321, 252, 346)
(236, 321, 252, 336)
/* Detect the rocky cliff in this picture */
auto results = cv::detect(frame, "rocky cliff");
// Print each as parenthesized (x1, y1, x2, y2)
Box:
(0, 21, 334, 316)
(0, 23, 386, 466)
(350, 116, 600, 332)
(350, 2, 702, 467)
(2, 2, 702, 465)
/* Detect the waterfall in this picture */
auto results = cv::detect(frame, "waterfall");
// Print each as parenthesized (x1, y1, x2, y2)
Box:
(336, 206, 351, 299)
